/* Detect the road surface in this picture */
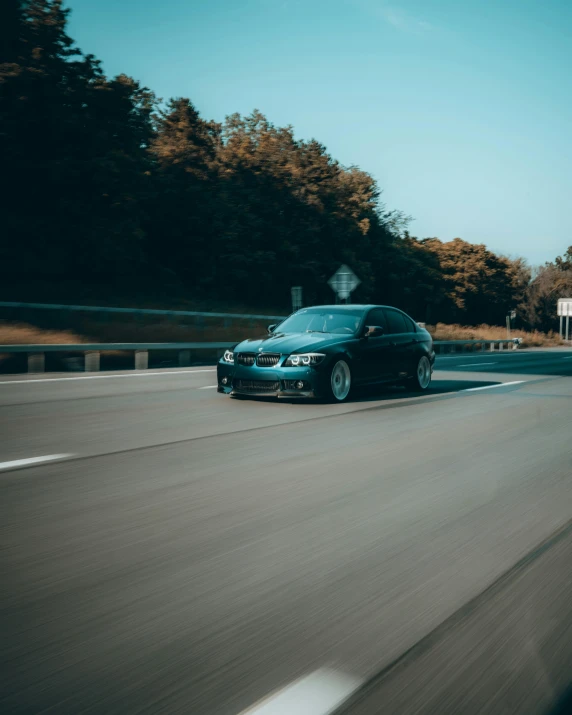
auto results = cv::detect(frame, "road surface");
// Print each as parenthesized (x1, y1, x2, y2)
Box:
(1, 349, 572, 714)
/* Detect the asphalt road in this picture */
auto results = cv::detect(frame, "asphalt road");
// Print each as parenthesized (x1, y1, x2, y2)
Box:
(1, 348, 572, 714)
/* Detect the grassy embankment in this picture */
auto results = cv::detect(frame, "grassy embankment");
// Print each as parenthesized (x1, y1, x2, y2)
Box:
(0, 318, 562, 352)
(429, 323, 562, 348)
(0, 315, 274, 372)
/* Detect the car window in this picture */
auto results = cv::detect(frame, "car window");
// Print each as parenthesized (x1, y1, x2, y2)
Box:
(384, 309, 408, 334)
(401, 314, 417, 332)
(276, 309, 363, 334)
(366, 308, 387, 330)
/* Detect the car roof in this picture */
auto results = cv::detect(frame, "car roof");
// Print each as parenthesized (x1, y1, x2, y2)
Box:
(300, 304, 401, 312)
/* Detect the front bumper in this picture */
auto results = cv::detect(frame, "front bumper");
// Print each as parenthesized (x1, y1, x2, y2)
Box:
(217, 361, 325, 399)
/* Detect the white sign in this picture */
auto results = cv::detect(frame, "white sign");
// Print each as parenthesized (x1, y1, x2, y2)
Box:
(557, 298, 572, 316)
(328, 264, 360, 300)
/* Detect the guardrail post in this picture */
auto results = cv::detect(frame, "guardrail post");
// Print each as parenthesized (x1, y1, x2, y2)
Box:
(178, 349, 191, 367)
(28, 352, 45, 373)
(499, 342, 504, 351)
(135, 349, 148, 370)
(489, 342, 494, 351)
(481, 342, 486, 352)
(85, 350, 100, 372)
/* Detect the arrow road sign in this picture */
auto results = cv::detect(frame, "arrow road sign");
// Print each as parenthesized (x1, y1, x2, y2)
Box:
(328, 264, 361, 301)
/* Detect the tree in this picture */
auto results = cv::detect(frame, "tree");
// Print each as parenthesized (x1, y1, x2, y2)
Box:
(377, 232, 446, 322)
(0, 2, 550, 322)
(147, 98, 220, 293)
(212, 111, 396, 306)
(555, 245, 572, 272)
(420, 237, 524, 325)
(521, 248, 572, 331)
(1, 0, 154, 295)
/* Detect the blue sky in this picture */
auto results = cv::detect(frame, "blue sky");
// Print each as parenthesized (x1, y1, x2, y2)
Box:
(67, 0, 572, 265)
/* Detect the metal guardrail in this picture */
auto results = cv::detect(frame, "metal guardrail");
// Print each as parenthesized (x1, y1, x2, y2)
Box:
(433, 338, 522, 354)
(0, 301, 286, 321)
(0, 343, 232, 352)
(0, 339, 521, 374)
(0, 342, 232, 373)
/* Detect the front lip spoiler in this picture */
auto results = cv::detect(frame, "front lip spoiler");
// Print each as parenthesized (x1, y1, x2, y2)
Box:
(230, 389, 316, 399)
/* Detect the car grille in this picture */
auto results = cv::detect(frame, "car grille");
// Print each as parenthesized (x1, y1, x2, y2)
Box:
(256, 353, 280, 367)
(235, 379, 280, 393)
(237, 353, 256, 366)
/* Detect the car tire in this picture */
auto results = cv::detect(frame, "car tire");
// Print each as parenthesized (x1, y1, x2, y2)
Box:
(326, 358, 352, 402)
(411, 354, 432, 392)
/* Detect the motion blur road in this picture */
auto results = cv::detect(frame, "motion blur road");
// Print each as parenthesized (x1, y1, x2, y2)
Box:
(2, 349, 572, 714)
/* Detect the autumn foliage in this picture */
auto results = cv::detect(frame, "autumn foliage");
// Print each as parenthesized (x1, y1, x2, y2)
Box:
(1, 1, 571, 331)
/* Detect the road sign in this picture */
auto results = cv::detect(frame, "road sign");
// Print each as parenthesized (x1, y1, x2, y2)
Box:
(558, 298, 572, 341)
(291, 286, 303, 311)
(328, 264, 360, 301)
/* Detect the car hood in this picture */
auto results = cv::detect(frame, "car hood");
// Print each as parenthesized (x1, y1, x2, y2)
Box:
(234, 332, 351, 354)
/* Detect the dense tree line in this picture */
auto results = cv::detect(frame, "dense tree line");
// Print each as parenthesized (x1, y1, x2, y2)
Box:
(1, 0, 570, 329)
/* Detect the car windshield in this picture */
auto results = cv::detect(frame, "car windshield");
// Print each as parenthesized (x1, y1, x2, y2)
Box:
(276, 309, 362, 335)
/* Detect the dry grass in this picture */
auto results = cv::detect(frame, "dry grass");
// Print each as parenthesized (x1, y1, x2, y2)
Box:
(428, 323, 563, 348)
(0, 319, 563, 349)
(0, 317, 269, 345)
(0, 321, 92, 345)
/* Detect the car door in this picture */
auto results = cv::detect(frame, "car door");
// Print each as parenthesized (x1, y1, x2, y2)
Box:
(399, 312, 422, 376)
(382, 309, 411, 377)
(359, 308, 395, 383)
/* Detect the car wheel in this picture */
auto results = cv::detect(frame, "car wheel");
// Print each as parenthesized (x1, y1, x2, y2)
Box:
(327, 359, 352, 402)
(411, 355, 431, 392)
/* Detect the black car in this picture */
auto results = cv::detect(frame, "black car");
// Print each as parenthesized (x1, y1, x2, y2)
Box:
(217, 304, 435, 402)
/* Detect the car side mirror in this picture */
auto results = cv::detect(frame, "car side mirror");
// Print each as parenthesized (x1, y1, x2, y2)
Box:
(267, 324, 277, 333)
(364, 325, 384, 338)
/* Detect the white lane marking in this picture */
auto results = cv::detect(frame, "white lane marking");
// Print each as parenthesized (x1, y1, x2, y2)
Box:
(562, 356, 572, 359)
(198, 385, 218, 389)
(436, 355, 502, 360)
(0, 369, 216, 386)
(456, 362, 497, 368)
(239, 669, 362, 715)
(0, 454, 73, 471)
(463, 381, 524, 392)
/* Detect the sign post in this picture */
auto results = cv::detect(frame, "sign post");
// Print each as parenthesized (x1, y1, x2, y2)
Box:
(557, 298, 572, 341)
(291, 286, 303, 312)
(507, 309, 516, 339)
(328, 265, 360, 304)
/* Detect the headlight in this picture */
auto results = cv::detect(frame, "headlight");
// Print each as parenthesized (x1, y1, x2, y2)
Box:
(222, 350, 234, 364)
(284, 353, 325, 367)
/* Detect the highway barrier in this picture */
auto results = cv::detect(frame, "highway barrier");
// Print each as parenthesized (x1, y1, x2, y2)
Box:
(0, 301, 285, 321)
(0, 339, 521, 374)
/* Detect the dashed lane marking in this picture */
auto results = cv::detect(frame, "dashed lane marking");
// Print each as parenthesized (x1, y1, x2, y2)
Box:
(0, 369, 216, 385)
(0, 454, 74, 471)
(239, 669, 363, 715)
(463, 381, 524, 392)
